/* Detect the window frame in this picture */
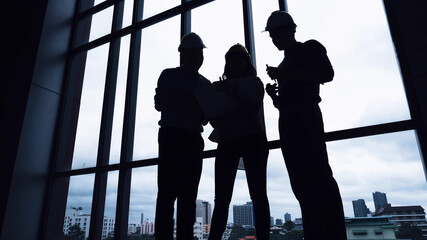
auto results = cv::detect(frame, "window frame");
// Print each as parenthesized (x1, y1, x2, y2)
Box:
(44, 0, 427, 239)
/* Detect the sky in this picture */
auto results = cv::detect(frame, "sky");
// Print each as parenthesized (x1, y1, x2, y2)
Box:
(65, 0, 427, 227)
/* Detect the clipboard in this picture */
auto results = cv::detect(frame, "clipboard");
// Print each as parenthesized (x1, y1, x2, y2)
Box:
(193, 82, 239, 119)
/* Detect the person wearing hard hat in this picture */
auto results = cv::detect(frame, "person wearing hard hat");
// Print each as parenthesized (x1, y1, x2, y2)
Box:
(264, 11, 347, 240)
(154, 32, 211, 240)
(207, 44, 270, 240)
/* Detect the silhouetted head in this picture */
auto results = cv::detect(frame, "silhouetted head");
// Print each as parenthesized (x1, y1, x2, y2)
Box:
(178, 33, 206, 73)
(222, 43, 256, 80)
(265, 11, 297, 50)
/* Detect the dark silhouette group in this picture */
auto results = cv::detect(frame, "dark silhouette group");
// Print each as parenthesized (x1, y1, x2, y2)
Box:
(154, 11, 347, 240)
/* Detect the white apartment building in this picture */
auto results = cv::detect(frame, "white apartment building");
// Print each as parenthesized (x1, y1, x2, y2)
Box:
(63, 212, 115, 240)
(141, 220, 155, 235)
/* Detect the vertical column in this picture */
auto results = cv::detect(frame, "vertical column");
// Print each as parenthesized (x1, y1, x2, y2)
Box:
(383, 0, 427, 180)
(181, 0, 191, 38)
(279, 0, 288, 11)
(242, 0, 256, 69)
(115, 0, 144, 239)
(89, 0, 125, 239)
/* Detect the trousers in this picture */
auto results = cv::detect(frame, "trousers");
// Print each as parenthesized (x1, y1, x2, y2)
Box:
(208, 133, 270, 240)
(279, 102, 347, 240)
(155, 127, 204, 240)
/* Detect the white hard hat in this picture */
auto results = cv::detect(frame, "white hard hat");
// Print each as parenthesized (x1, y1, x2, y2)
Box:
(178, 32, 206, 52)
(264, 11, 296, 32)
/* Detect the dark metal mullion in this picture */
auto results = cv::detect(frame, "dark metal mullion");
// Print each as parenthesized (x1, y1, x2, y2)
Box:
(242, 0, 256, 69)
(279, 0, 288, 11)
(55, 119, 415, 177)
(89, 0, 125, 239)
(181, 0, 191, 38)
(71, 0, 215, 55)
(382, 1, 427, 180)
(114, 0, 144, 239)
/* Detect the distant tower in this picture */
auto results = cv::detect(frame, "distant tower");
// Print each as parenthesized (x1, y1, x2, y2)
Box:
(284, 213, 291, 222)
(140, 213, 144, 225)
(270, 216, 274, 226)
(196, 200, 212, 224)
(233, 202, 254, 226)
(373, 191, 388, 211)
(352, 199, 370, 217)
(275, 218, 283, 226)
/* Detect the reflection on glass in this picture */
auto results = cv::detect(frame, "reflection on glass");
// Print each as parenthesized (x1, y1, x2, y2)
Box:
(63, 174, 95, 240)
(110, 35, 131, 164)
(103, 171, 119, 239)
(72, 43, 110, 169)
(142, 0, 180, 19)
(133, 16, 180, 161)
(327, 130, 426, 218)
(286, 0, 410, 132)
(192, 0, 245, 151)
(128, 166, 158, 237)
(87, 6, 114, 42)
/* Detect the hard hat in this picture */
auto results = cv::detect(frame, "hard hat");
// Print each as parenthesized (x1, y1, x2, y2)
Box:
(225, 43, 251, 60)
(178, 32, 206, 52)
(264, 11, 296, 32)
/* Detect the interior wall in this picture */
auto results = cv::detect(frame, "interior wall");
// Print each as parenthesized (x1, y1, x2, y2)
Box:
(0, 0, 76, 239)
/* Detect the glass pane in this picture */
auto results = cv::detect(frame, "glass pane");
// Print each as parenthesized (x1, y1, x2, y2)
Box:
(266, 149, 300, 224)
(327, 130, 427, 219)
(133, 16, 180, 161)
(192, 0, 246, 151)
(122, 0, 134, 28)
(89, 6, 114, 42)
(104, 171, 119, 239)
(110, 35, 131, 164)
(252, 0, 283, 142)
(142, 0, 180, 20)
(63, 174, 95, 240)
(285, 0, 410, 132)
(72, 43, 110, 169)
(128, 166, 158, 237)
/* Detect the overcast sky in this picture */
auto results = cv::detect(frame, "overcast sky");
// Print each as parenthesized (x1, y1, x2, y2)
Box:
(65, 0, 427, 226)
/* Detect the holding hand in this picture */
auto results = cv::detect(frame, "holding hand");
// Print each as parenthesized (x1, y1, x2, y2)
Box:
(266, 64, 284, 81)
(265, 83, 278, 97)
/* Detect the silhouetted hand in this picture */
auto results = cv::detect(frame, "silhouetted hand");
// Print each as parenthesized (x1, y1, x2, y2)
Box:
(265, 83, 278, 97)
(266, 65, 284, 81)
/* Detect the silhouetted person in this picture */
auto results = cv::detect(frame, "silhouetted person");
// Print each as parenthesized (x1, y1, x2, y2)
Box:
(208, 44, 270, 240)
(154, 32, 211, 240)
(264, 11, 347, 240)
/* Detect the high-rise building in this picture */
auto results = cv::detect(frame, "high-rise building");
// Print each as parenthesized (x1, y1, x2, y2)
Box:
(352, 199, 370, 217)
(140, 213, 144, 225)
(196, 199, 212, 225)
(284, 213, 291, 222)
(233, 202, 254, 226)
(270, 216, 274, 226)
(275, 218, 283, 226)
(372, 191, 388, 211)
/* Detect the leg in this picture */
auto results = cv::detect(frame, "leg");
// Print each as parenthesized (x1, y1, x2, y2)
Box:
(208, 142, 241, 240)
(176, 133, 204, 240)
(155, 128, 179, 240)
(242, 135, 270, 240)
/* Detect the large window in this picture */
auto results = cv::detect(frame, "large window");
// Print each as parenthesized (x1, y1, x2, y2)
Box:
(51, 0, 426, 239)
